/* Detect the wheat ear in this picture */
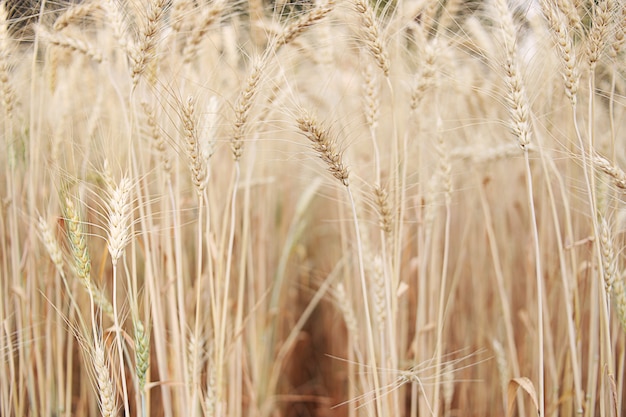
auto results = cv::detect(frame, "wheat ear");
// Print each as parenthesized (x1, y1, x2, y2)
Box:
(612, 277, 626, 331)
(296, 112, 349, 186)
(106, 176, 132, 265)
(94, 338, 117, 417)
(541, 2, 579, 104)
(37, 25, 102, 63)
(182, 97, 208, 193)
(182, 1, 225, 64)
(134, 320, 149, 392)
(131, 0, 167, 86)
(600, 218, 617, 292)
(141, 101, 172, 177)
(65, 198, 92, 290)
(0, 3, 15, 119)
(275, 0, 335, 49)
(352, 0, 390, 76)
(53, 1, 101, 31)
(37, 216, 65, 278)
(494, 0, 532, 149)
(232, 60, 264, 161)
(586, 0, 612, 70)
(593, 154, 626, 190)
(374, 185, 392, 234)
(610, 5, 626, 58)
(103, 0, 133, 54)
(410, 39, 437, 111)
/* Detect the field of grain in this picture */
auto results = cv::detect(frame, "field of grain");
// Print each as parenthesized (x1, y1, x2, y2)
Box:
(2, 0, 626, 416)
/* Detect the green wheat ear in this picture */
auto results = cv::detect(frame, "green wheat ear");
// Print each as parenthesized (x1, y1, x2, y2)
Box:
(134, 320, 150, 392)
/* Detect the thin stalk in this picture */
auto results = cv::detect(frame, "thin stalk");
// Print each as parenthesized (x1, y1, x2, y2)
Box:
(477, 175, 525, 417)
(432, 192, 451, 416)
(111, 263, 130, 417)
(191, 196, 205, 417)
(523, 149, 544, 417)
(216, 162, 240, 411)
(346, 185, 383, 417)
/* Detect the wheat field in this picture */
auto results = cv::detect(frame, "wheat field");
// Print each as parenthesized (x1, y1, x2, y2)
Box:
(2, 0, 626, 416)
